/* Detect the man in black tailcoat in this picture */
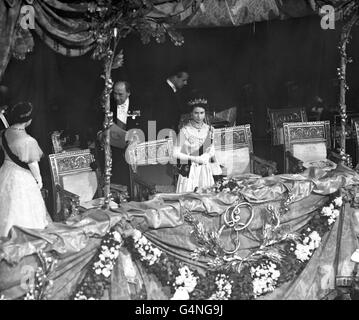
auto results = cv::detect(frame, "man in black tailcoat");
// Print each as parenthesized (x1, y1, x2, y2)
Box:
(151, 68, 189, 134)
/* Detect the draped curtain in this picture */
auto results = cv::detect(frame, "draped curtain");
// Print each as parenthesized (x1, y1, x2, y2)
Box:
(0, 0, 199, 81)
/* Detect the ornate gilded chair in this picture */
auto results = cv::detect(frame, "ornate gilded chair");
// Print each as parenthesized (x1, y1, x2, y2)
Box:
(213, 124, 277, 177)
(332, 113, 359, 150)
(283, 121, 341, 173)
(127, 138, 176, 201)
(267, 107, 307, 146)
(353, 119, 359, 168)
(49, 149, 126, 221)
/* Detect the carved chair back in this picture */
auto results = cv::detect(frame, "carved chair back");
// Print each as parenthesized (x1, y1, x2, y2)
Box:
(283, 121, 331, 171)
(127, 138, 175, 200)
(213, 124, 254, 176)
(49, 149, 100, 217)
(267, 107, 307, 145)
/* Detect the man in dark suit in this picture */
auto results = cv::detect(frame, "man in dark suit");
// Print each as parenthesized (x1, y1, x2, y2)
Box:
(110, 81, 143, 190)
(152, 69, 189, 135)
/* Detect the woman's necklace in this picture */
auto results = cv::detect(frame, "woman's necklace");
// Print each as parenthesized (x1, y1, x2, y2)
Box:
(190, 120, 204, 131)
(10, 126, 25, 131)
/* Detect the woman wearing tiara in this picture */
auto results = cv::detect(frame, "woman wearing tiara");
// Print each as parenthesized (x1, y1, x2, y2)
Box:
(0, 102, 49, 238)
(173, 96, 220, 193)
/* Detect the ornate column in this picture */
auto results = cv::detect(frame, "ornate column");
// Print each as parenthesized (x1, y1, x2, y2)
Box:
(101, 29, 119, 210)
(337, 13, 358, 167)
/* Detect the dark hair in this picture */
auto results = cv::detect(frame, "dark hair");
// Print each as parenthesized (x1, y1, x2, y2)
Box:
(114, 81, 131, 94)
(169, 66, 188, 78)
(10, 101, 33, 124)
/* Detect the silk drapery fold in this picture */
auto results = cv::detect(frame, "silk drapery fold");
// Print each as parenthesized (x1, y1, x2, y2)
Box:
(1, 166, 358, 299)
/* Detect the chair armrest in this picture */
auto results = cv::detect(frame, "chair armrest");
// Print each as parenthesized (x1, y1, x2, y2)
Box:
(328, 150, 345, 164)
(131, 173, 157, 201)
(110, 183, 129, 203)
(56, 184, 80, 221)
(132, 173, 156, 193)
(110, 183, 128, 193)
(56, 184, 79, 200)
(285, 151, 304, 173)
(251, 154, 277, 176)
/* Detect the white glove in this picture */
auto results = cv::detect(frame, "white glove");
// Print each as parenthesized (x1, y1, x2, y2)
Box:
(36, 179, 43, 190)
(198, 153, 210, 164)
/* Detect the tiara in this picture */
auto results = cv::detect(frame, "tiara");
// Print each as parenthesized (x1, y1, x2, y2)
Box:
(188, 98, 208, 106)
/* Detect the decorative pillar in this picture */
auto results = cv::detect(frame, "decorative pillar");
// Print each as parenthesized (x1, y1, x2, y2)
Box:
(101, 28, 119, 209)
(337, 14, 358, 167)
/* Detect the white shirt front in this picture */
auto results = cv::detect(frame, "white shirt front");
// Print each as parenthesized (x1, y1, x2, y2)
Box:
(117, 98, 129, 125)
(0, 112, 9, 128)
(166, 79, 177, 93)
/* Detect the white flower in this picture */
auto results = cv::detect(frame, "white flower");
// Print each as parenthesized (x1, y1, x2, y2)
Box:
(271, 270, 280, 279)
(152, 248, 162, 257)
(103, 250, 112, 258)
(332, 209, 340, 218)
(132, 229, 142, 240)
(171, 287, 190, 300)
(350, 249, 359, 263)
(321, 206, 332, 216)
(183, 278, 197, 293)
(102, 268, 111, 278)
(175, 275, 186, 286)
(250, 261, 280, 297)
(309, 231, 321, 243)
(294, 243, 312, 262)
(74, 292, 88, 300)
(112, 231, 122, 243)
(334, 197, 343, 207)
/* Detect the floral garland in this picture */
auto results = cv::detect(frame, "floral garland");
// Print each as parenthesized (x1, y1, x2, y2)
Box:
(73, 228, 123, 300)
(123, 194, 343, 300)
(70, 190, 343, 300)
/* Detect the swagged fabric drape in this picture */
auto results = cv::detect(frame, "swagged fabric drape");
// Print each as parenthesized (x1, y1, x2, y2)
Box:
(0, 0, 198, 81)
(0, 0, 320, 81)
